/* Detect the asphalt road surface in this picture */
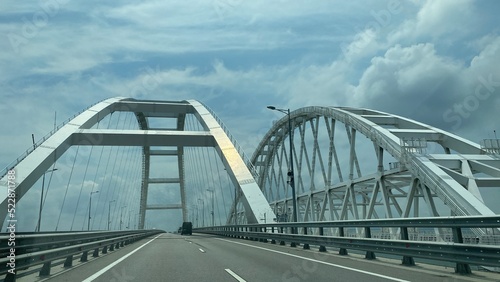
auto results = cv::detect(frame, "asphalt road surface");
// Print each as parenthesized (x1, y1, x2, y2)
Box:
(20, 233, 499, 282)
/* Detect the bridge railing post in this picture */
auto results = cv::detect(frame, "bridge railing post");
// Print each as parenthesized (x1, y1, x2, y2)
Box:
(271, 226, 276, 244)
(279, 226, 286, 245)
(452, 227, 471, 274)
(39, 261, 51, 276)
(364, 227, 376, 259)
(303, 227, 310, 249)
(401, 227, 415, 266)
(319, 227, 326, 252)
(338, 227, 347, 255)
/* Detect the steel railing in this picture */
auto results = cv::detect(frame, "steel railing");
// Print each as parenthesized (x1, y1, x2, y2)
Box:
(0, 229, 163, 281)
(194, 215, 500, 274)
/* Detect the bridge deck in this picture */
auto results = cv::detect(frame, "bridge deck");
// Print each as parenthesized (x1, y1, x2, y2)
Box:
(17, 233, 499, 282)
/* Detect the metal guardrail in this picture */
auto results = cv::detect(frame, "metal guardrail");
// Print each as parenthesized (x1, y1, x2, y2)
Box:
(0, 229, 163, 281)
(194, 216, 500, 274)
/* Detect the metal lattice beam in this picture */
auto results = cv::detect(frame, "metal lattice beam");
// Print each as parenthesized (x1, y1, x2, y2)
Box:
(252, 106, 497, 224)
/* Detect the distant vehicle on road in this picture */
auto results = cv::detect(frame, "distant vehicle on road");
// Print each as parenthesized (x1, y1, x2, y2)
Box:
(180, 222, 192, 235)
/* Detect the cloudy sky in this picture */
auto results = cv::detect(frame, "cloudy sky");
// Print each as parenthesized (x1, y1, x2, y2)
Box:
(1, 0, 499, 231)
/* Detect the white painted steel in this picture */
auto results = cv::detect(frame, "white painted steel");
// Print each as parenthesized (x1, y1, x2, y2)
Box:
(252, 106, 498, 226)
(0, 98, 275, 228)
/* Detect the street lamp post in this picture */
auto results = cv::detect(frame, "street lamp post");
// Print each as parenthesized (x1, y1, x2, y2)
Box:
(127, 210, 133, 229)
(198, 199, 204, 227)
(88, 191, 99, 231)
(108, 200, 116, 230)
(120, 206, 127, 230)
(37, 168, 58, 232)
(207, 189, 215, 226)
(267, 106, 298, 224)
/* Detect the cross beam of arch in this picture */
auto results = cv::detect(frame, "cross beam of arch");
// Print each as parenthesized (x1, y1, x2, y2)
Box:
(0, 97, 275, 228)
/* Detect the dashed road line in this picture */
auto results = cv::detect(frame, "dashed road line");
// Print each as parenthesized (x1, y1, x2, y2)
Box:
(217, 238, 410, 282)
(82, 234, 162, 282)
(225, 268, 246, 282)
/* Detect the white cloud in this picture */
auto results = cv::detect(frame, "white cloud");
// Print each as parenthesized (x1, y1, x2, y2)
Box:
(1, 0, 500, 230)
(389, 0, 476, 43)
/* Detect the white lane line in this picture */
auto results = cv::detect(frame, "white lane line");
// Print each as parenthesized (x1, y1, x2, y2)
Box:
(225, 269, 247, 282)
(199, 248, 206, 253)
(82, 234, 163, 282)
(217, 238, 409, 282)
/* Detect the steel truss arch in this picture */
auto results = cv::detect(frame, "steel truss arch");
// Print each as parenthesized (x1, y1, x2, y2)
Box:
(0, 97, 275, 228)
(252, 106, 498, 224)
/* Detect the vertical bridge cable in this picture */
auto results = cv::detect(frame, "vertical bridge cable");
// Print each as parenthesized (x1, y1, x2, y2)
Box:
(89, 130, 108, 229)
(94, 114, 137, 230)
(211, 148, 227, 226)
(201, 146, 212, 226)
(184, 145, 197, 226)
(56, 112, 113, 231)
(103, 112, 129, 230)
(187, 114, 206, 227)
(120, 146, 139, 230)
(37, 163, 57, 231)
(106, 113, 131, 230)
(80, 112, 127, 230)
(75, 146, 95, 231)
(55, 145, 80, 231)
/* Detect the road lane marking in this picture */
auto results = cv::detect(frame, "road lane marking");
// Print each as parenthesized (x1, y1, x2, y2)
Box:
(217, 238, 410, 282)
(82, 234, 163, 282)
(199, 248, 206, 253)
(225, 268, 247, 282)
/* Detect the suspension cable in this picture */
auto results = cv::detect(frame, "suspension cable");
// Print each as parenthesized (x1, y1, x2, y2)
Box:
(55, 145, 80, 231)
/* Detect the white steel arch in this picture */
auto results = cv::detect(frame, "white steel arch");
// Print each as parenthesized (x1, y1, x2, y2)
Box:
(0, 97, 275, 228)
(252, 106, 499, 223)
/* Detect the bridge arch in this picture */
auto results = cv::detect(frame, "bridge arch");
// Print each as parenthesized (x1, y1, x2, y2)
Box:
(0, 97, 275, 228)
(252, 106, 498, 222)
